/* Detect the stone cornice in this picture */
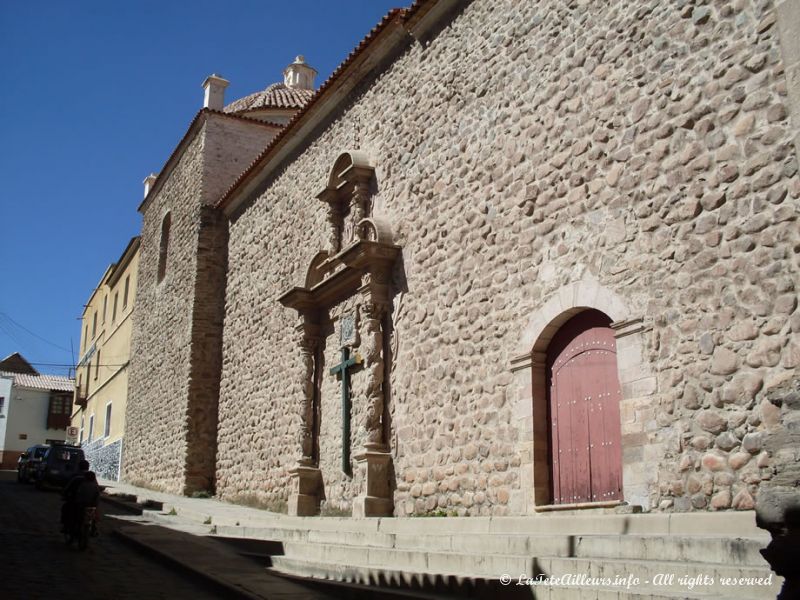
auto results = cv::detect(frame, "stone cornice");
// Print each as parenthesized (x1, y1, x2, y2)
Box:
(279, 239, 401, 314)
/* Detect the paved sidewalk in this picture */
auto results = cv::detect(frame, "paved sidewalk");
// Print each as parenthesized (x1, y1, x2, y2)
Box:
(99, 478, 336, 600)
(99, 477, 288, 527)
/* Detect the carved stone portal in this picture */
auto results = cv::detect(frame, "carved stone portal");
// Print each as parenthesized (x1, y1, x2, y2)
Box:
(279, 152, 400, 518)
(317, 151, 374, 255)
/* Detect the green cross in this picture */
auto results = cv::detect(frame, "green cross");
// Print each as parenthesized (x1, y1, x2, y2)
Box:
(330, 347, 359, 474)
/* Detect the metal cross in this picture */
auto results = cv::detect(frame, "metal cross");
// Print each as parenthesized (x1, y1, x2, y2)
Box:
(330, 347, 360, 474)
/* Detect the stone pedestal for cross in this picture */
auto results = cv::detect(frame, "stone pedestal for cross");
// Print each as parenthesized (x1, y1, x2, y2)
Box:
(352, 443, 393, 517)
(288, 462, 321, 516)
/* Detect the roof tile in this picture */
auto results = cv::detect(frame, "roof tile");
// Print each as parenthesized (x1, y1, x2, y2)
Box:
(224, 83, 315, 113)
(0, 371, 74, 392)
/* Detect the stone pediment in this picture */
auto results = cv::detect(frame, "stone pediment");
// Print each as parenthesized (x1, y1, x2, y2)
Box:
(279, 151, 400, 315)
(279, 237, 401, 314)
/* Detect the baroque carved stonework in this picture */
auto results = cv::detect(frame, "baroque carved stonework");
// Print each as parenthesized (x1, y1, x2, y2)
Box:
(279, 152, 401, 517)
(316, 151, 375, 254)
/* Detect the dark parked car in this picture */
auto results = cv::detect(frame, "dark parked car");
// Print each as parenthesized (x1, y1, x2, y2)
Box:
(17, 444, 49, 482)
(35, 444, 85, 488)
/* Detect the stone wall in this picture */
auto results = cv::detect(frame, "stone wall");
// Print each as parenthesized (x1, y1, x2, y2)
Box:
(125, 131, 204, 493)
(755, 377, 800, 598)
(125, 114, 273, 494)
(84, 437, 122, 481)
(184, 205, 228, 492)
(218, 0, 800, 515)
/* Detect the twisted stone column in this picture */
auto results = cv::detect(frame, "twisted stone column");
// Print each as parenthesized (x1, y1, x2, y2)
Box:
(353, 272, 393, 517)
(361, 302, 386, 447)
(353, 179, 370, 240)
(288, 319, 322, 516)
(298, 330, 318, 463)
(327, 204, 342, 255)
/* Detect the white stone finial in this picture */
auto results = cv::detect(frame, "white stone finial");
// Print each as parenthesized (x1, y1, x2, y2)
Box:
(283, 56, 317, 90)
(143, 173, 158, 198)
(202, 74, 230, 110)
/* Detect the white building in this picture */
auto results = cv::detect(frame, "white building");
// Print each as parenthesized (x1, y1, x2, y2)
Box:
(0, 353, 74, 469)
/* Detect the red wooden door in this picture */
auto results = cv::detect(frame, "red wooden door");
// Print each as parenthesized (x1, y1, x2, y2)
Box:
(547, 310, 622, 505)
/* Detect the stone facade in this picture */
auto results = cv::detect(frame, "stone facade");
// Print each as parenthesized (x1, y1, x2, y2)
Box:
(124, 113, 276, 494)
(119, 0, 800, 519)
(215, 0, 799, 516)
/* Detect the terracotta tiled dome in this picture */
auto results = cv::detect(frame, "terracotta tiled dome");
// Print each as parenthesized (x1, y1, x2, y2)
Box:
(224, 82, 315, 113)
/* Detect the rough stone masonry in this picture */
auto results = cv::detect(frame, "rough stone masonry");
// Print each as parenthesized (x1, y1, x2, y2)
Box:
(125, 0, 800, 518)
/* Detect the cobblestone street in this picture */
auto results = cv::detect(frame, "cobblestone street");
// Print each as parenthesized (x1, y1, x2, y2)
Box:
(0, 471, 227, 600)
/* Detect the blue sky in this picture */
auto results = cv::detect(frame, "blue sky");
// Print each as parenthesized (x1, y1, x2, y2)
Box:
(0, 0, 401, 376)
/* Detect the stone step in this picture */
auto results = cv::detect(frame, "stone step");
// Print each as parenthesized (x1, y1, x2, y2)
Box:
(389, 532, 768, 567)
(539, 556, 779, 600)
(270, 556, 501, 596)
(270, 557, 726, 600)
(164, 507, 765, 538)
(212, 523, 768, 568)
(280, 539, 776, 587)
(136, 510, 777, 599)
(140, 509, 215, 534)
(282, 540, 534, 577)
(571, 534, 768, 567)
(543, 586, 725, 600)
(215, 523, 310, 543)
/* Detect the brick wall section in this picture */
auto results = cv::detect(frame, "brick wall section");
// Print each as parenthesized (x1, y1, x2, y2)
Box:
(203, 117, 279, 204)
(184, 205, 228, 492)
(775, 0, 800, 155)
(218, 0, 800, 515)
(125, 115, 274, 494)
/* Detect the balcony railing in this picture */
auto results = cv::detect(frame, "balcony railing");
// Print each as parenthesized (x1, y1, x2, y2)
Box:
(73, 385, 87, 408)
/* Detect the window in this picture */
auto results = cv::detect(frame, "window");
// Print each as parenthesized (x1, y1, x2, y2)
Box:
(92, 312, 97, 338)
(112, 292, 119, 322)
(102, 295, 107, 323)
(0, 395, 4, 415)
(123, 275, 130, 307)
(47, 395, 71, 429)
(104, 403, 112, 437)
(157, 213, 171, 283)
(88, 414, 94, 442)
(94, 350, 100, 380)
(83, 325, 88, 351)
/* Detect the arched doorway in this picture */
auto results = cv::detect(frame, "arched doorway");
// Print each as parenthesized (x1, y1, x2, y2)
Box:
(547, 309, 623, 505)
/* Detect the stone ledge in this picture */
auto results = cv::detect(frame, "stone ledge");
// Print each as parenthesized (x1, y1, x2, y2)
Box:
(534, 500, 622, 513)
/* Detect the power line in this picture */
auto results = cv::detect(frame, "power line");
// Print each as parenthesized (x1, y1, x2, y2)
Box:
(21, 361, 130, 368)
(0, 312, 73, 354)
(0, 319, 28, 349)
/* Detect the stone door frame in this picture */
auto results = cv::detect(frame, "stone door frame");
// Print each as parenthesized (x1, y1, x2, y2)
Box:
(510, 277, 656, 514)
(279, 151, 401, 517)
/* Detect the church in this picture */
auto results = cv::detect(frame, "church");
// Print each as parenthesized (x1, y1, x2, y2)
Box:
(123, 0, 800, 524)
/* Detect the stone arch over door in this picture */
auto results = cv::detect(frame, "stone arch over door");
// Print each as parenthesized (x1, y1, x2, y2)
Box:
(510, 277, 655, 513)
